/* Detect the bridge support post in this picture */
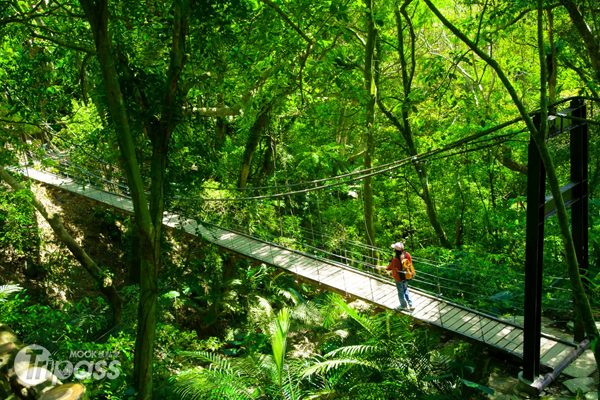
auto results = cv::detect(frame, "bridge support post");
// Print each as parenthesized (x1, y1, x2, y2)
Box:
(523, 101, 589, 381)
(523, 115, 545, 382)
(570, 99, 589, 343)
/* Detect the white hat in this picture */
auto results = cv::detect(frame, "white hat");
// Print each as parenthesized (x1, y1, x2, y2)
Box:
(391, 242, 404, 250)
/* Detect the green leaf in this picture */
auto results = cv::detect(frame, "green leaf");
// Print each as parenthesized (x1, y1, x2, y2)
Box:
(271, 308, 291, 386)
(460, 378, 495, 395)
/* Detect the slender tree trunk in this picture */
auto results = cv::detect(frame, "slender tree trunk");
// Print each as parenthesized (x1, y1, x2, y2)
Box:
(0, 165, 123, 323)
(216, 117, 226, 150)
(238, 103, 273, 188)
(547, 9, 558, 104)
(255, 136, 275, 187)
(363, 0, 377, 251)
(80, 4, 157, 397)
(375, 2, 452, 248)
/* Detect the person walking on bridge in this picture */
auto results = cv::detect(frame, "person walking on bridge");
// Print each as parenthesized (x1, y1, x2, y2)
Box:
(378, 242, 414, 311)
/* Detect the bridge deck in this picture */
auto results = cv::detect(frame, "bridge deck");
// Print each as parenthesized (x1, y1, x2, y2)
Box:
(21, 167, 579, 370)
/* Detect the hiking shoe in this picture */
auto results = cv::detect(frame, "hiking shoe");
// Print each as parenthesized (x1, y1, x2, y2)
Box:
(395, 306, 408, 312)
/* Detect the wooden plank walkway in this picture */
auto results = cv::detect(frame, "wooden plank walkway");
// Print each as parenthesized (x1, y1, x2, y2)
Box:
(21, 167, 579, 371)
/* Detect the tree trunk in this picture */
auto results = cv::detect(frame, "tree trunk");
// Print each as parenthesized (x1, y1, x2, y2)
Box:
(128, 217, 141, 285)
(455, 175, 465, 247)
(255, 136, 275, 187)
(363, 0, 377, 252)
(215, 117, 227, 150)
(238, 103, 273, 188)
(82, 5, 157, 395)
(0, 166, 123, 323)
(84, 0, 190, 394)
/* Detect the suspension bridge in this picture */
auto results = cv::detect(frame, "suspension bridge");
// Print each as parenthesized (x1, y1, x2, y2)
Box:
(17, 165, 579, 372)
(6, 97, 596, 390)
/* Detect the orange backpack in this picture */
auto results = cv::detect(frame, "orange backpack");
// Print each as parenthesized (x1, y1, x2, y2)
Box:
(400, 257, 416, 281)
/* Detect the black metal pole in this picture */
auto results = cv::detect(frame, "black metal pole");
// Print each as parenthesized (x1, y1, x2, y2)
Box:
(523, 115, 545, 381)
(570, 99, 589, 343)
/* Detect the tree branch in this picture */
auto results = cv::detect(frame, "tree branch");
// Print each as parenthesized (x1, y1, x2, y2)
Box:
(260, 0, 313, 44)
(422, 0, 539, 138)
(30, 32, 95, 54)
(560, 59, 600, 98)
(0, 119, 44, 127)
(494, 146, 528, 175)
(193, 68, 272, 117)
(486, 3, 560, 36)
(560, 0, 600, 82)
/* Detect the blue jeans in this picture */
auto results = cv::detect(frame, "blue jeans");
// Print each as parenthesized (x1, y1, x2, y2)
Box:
(395, 280, 413, 308)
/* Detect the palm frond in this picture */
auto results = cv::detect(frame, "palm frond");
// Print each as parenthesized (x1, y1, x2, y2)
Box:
(325, 344, 381, 359)
(302, 358, 381, 377)
(321, 293, 345, 329)
(274, 287, 297, 304)
(179, 351, 232, 371)
(290, 301, 321, 325)
(303, 389, 339, 400)
(287, 287, 307, 306)
(0, 284, 23, 302)
(275, 365, 305, 400)
(174, 367, 255, 400)
(253, 295, 273, 316)
(383, 309, 413, 340)
(330, 295, 379, 336)
(235, 352, 270, 381)
(224, 278, 243, 287)
(333, 329, 349, 339)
